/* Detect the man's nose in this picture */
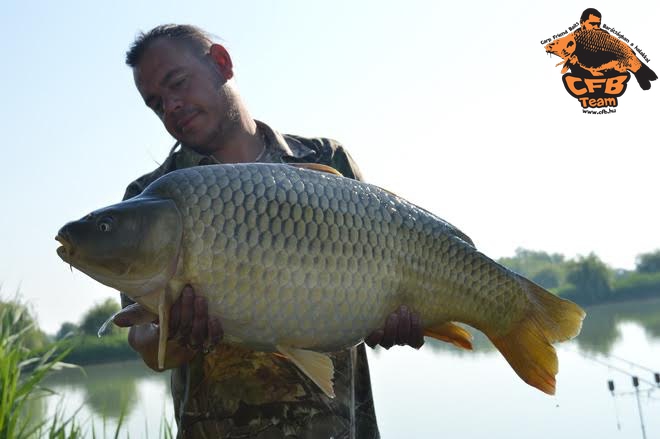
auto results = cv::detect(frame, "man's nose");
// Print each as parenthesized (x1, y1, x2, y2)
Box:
(163, 95, 183, 115)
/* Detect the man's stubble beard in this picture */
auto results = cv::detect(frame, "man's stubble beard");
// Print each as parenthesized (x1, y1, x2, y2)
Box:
(184, 83, 242, 155)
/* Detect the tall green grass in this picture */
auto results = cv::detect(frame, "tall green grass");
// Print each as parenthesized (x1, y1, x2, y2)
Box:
(0, 301, 82, 438)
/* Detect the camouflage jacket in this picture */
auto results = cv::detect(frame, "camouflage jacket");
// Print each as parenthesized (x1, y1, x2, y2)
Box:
(121, 121, 379, 439)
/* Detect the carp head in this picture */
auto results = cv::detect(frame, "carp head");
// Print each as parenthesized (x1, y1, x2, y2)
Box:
(545, 33, 578, 74)
(545, 34, 576, 60)
(56, 197, 182, 299)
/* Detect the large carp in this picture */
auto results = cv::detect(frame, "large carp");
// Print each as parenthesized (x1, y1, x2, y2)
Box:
(56, 163, 584, 397)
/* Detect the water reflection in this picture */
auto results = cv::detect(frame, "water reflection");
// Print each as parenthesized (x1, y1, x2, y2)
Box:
(43, 360, 168, 419)
(369, 298, 660, 439)
(575, 298, 660, 354)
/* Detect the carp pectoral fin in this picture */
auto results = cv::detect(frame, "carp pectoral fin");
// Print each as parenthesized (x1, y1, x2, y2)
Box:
(287, 163, 343, 177)
(157, 289, 171, 370)
(109, 303, 158, 329)
(276, 345, 335, 399)
(99, 303, 157, 338)
(487, 276, 585, 395)
(423, 322, 473, 350)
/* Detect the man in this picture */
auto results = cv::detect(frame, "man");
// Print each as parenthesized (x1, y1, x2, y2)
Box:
(115, 24, 424, 438)
(579, 8, 603, 32)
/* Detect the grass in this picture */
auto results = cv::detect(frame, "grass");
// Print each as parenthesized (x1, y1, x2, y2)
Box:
(0, 301, 82, 438)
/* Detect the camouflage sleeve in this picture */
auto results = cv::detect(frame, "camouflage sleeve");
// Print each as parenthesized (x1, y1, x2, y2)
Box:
(282, 134, 364, 182)
(329, 143, 364, 182)
(305, 137, 364, 182)
(123, 179, 147, 202)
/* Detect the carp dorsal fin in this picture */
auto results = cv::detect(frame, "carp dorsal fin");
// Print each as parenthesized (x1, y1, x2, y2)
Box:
(446, 223, 475, 248)
(276, 345, 335, 398)
(424, 322, 473, 350)
(287, 163, 343, 176)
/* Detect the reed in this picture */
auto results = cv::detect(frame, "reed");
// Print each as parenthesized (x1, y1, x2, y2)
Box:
(0, 299, 80, 438)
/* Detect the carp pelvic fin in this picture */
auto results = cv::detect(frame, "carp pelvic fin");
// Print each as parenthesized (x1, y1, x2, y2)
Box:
(423, 322, 473, 350)
(276, 345, 335, 398)
(487, 276, 585, 395)
(287, 163, 343, 177)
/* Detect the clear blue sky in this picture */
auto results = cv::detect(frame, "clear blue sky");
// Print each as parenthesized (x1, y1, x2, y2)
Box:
(1, 0, 658, 333)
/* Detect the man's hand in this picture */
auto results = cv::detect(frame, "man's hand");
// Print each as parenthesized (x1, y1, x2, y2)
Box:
(168, 286, 223, 349)
(364, 305, 424, 350)
(115, 286, 223, 371)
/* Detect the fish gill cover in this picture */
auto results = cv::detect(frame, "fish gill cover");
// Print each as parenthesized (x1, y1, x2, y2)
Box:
(542, 8, 657, 113)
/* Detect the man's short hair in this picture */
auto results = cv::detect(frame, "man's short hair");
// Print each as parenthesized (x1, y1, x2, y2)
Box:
(580, 8, 602, 23)
(125, 24, 213, 68)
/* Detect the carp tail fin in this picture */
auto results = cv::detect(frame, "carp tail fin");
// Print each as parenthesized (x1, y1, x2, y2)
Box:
(487, 277, 585, 395)
(634, 63, 658, 90)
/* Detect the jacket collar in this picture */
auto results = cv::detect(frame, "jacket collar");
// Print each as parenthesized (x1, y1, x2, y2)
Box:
(172, 120, 315, 168)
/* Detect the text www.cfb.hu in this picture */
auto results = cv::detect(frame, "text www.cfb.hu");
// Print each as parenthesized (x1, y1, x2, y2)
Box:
(582, 107, 617, 114)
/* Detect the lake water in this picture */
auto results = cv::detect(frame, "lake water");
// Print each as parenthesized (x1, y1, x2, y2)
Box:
(41, 298, 660, 438)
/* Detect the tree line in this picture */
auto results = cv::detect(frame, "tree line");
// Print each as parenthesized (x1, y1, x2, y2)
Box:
(498, 248, 660, 306)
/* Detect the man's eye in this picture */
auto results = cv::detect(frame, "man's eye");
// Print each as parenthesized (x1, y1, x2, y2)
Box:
(172, 77, 186, 89)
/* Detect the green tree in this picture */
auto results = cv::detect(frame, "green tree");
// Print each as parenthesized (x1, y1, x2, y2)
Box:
(55, 322, 78, 341)
(499, 248, 566, 289)
(531, 267, 561, 289)
(565, 253, 613, 304)
(79, 298, 121, 336)
(635, 249, 660, 274)
(499, 248, 565, 274)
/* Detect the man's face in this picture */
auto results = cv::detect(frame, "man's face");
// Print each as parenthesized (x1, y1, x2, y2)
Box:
(133, 39, 237, 154)
(581, 14, 601, 31)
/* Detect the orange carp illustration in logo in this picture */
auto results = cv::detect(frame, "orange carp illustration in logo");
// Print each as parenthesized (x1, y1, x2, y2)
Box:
(543, 8, 657, 111)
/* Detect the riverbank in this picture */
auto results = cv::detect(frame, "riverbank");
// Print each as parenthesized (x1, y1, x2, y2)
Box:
(57, 334, 138, 365)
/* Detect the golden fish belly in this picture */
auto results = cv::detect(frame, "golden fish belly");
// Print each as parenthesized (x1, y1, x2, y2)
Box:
(146, 164, 527, 352)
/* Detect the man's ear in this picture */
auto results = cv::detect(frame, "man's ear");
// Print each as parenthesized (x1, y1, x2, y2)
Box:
(210, 44, 234, 81)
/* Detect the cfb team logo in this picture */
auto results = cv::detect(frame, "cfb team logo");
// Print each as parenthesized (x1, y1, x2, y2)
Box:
(542, 8, 657, 113)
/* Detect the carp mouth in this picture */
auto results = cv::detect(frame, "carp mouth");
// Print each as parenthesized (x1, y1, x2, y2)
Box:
(55, 232, 74, 262)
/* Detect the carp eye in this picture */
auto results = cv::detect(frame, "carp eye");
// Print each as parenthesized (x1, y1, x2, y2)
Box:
(97, 217, 114, 233)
